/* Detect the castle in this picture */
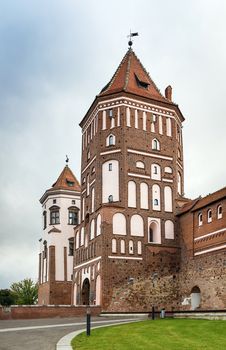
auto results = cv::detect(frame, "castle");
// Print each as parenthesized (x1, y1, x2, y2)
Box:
(38, 45, 226, 311)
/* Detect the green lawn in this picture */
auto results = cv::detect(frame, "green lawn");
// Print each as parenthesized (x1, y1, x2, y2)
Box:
(71, 319, 226, 350)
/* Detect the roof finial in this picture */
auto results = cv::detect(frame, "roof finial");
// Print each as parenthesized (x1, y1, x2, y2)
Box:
(127, 30, 138, 48)
(66, 155, 69, 165)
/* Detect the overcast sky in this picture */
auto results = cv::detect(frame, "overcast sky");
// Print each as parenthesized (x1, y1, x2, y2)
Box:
(0, 0, 225, 289)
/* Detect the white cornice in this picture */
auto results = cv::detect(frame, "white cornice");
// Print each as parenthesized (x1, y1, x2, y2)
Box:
(81, 156, 96, 174)
(127, 149, 173, 161)
(194, 227, 226, 242)
(100, 149, 121, 156)
(108, 256, 143, 260)
(74, 256, 101, 269)
(128, 172, 150, 179)
(194, 243, 226, 256)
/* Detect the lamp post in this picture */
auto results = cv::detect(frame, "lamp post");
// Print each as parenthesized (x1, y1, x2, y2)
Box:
(86, 306, 91, 336)
(151, 272, 158, 320)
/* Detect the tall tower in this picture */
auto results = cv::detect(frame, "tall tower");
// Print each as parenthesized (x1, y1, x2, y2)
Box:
(38, 164, 80, 305)
(73, 48, 185, 311)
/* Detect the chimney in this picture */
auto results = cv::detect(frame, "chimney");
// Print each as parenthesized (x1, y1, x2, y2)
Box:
(165, 85, 172, 101)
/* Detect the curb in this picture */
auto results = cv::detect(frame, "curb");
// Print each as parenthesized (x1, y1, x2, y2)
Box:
(56, 319, 142, 349)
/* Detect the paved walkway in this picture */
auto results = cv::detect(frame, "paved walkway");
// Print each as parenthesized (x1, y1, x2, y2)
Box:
(0, 316, 142, 350)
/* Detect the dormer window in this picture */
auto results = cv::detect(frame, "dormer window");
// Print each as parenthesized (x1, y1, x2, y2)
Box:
(207, 209, 212, 223)
(198, 213, 203, 226)
(152, 138, 160, 151)
(135, 74, 149, 90)
(66, 179, 75, 187)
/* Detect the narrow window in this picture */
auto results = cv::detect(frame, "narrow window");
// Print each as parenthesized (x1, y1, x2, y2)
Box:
(50, 207, 60, 225)
(217, 205, 223, 219)
(109, 163, 112, 171)
(154, 166, 158, 174)
(207, 209, 212, 223)
(68, 239, 74, 256)
(149, 228, 153, 242)
(198, 213, 203, 226)
(152, 138, 160, 150)
(68, 210, 78, 225)
(43, 211, 47, 230)
(109, 109, 113, 118)
(154, 199, 158, 206)
(109, 135, 114, 145)
(108, 195, 113, 203)
(129, 240, 134, 254)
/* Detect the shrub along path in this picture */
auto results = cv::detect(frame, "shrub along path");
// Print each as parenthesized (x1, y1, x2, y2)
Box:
(71, 319, 226, 350)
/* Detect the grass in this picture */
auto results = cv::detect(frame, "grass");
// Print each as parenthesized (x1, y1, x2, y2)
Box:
(71, 319, 226, 350)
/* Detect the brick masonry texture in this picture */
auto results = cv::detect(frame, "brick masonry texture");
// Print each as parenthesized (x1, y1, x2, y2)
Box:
(39, 48, 226, 312)
(0, 306, 101, 320)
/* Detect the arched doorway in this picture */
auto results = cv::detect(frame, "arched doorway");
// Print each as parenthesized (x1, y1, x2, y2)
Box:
(191, 286, 201, 310)
(81, 278, 90, 305)
(149, 221, 160, 243)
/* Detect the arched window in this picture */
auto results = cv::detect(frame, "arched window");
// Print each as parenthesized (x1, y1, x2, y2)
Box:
(113, 213, 126, 235)
(112, 239, 117, 253)
(108, 195, 113, 202)
(106, 134, 116, 146)
(90, 219, 95, 240)
(140, 182, 148, 209)
(207, 209, 212, 223)
(96, 214, 101, 236)
(128, 181, 136, 208)
(164, 166, 172, 174)
(68, 206, 79, 225)
(152, 138, 160, 151)
(49, 206, 60, 225)
(152, 184, 161, 210)
(149, 221, 161, 243)
(136, 161, 145, 169)
(198, 213, 203, 226)
(129, 240, 134, 254)
(165, 220, 174, 239)
(164, 186, 173, 212)
(151, 164, 161, 180)
(217, 205, 223, 219)
(120, 239, 125, 254)
(137, 241, 142, 255)
(131, 214, 144, 236)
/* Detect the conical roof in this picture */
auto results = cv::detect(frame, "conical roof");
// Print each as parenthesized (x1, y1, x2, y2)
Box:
(51, 165, 80, 192)
(99, 48, 168, 103)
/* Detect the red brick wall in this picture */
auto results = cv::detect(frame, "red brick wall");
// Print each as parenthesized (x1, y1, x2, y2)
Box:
(0, 305, 101, 320)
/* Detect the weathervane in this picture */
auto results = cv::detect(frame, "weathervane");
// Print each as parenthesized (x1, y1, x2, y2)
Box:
(66, 155, 69, 164)
(127, 30, 139, 48)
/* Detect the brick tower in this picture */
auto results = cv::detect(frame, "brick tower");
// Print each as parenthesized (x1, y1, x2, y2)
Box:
(73, 47, 185, 311)
(38, 164, 80, 305)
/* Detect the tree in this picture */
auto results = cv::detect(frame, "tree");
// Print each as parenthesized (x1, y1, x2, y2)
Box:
(0, 289, 15, 306)
(10, 278, 38, 305)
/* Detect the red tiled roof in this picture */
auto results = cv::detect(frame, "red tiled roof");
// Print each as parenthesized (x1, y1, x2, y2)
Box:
(177, 187, 226, 215)
(51, 165, 80, 192)
(99, 48, 169, 103)
(191, 187, 226, 212)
